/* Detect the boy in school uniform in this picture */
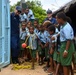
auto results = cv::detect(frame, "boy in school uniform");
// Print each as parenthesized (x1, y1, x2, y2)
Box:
(56, 12, 75, 75)
(26, 21, 32, 36)
(27, 26, 38, 69)
(33, 19, 39, 63)
(42, 21, 52, 70)
(37, 25, 49, 65)
(19, 22, 27, 62)
(34, 19, 39, 35)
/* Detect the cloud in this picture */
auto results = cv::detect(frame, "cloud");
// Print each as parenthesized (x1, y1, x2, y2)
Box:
(10, 0, 72, 11)
(41, 0, 72, 11)
(10, 0, 20, 5)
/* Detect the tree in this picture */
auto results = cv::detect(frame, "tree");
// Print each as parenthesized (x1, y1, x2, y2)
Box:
(10, 0, 46, 23)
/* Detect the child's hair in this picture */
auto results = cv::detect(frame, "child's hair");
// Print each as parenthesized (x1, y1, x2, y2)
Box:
(43, 21, 53, 28)
(56, 12, 67, 21)
(48, 25, 55, 33)
(21, 22, 27, 26)
(34, 19, 39, 24)
(27, 21, 32, 25)
(29, 26, 34, 30)
(66, 16, 72, 25)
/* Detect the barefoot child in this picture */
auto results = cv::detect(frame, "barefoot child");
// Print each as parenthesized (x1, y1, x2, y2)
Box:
(20, 22, 27, 61)
(27, 26, 38, 69)
(37, 25, 49, 65)
(56, 12, 75, 75)
(47, 25, 57, 74)
(33, 19, 39, 63)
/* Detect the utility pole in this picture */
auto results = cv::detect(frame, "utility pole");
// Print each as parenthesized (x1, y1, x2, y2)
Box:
(21, 0, 25, 8)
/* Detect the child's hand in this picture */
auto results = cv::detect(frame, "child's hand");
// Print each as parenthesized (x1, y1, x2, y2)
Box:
(51, 37, 55, 40)
(44, 42, 49, 48)
(43, 44, 47, 48)
(40, 44, 44, 48)
(63, 50, 68, 58)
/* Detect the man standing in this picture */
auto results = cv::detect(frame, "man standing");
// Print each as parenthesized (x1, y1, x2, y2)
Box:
(11, 6, 21, 64)
(44, 9, 57, 25)
(25, 7, 35, 23)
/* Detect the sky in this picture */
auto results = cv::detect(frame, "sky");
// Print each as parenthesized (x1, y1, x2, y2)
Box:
(10, 0, 72, 11)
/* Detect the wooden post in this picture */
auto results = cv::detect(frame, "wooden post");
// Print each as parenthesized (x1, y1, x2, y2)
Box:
(21, 0, 25, 8)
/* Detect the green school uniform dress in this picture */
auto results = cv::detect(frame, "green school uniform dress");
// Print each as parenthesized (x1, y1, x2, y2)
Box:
(51, 34, 58, 61)
(59, 22, 75, 66)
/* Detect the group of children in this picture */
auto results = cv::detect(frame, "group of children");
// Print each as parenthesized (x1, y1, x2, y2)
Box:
(19, 12, 76, 75)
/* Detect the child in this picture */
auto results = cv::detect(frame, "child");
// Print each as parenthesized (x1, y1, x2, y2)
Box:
(20, 22, 27, 62)
(27, 26, 38, 69)
(47, 25, 57, 74)
(42, 21, 52, 70)
(34, 19, 39, 35)
(26, 21, 32, 36)
(33, 19, 39, 63)
(56, 12, 75, 75)
(37, 25, 49, 65)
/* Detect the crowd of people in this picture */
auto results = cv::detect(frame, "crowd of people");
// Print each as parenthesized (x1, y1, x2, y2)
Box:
(10, 6, 76, 75)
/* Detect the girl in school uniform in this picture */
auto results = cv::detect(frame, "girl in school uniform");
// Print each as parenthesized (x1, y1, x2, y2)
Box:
(56, 12, 75, 75)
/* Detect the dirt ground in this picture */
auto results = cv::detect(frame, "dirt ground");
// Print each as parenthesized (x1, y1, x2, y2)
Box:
(0, 64, 48, 75)
(0, 64, 76, 75)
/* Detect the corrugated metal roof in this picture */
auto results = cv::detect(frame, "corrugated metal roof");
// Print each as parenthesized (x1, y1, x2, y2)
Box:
(53, 0, 76, 15)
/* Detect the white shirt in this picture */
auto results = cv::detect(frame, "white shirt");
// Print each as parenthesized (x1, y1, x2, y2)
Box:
(20, 13, 27, 22)
(25, 9, 35, 21)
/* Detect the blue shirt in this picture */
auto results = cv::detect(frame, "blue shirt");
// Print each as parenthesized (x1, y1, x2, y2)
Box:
(34, 28, 39, 35)
(44, 17, 57, 25)
(37, 31, 49, 43)
(60, 22, 74, 42)
(11, 12, 20, 36)
(20, 13, 27, 22)
(20, 28, 27, 40)
(44, 30, 51, 43)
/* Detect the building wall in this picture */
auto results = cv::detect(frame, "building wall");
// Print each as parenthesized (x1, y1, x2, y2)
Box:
(0, 0, 10, 68)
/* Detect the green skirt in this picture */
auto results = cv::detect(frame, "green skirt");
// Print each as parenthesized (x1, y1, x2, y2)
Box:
(74, 51, 76, 64)
(57, 53, 60, 63)
(53, 50, 57, 61)
(60, 41, 75, 66)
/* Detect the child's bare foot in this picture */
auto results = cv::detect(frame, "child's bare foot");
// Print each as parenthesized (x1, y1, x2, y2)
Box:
(74, 65, 76, 70)
(47, 68, 54, 73)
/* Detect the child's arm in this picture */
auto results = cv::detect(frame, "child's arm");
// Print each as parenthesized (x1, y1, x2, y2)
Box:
(40, 43, 44, 48)
(63, 40, 71, 58)
(44, 42, 49, 48)
(50, 47, 54, 55)
(51, 35, 57, 50)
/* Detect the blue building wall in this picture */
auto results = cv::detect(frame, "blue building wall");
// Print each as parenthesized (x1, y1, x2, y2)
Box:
(0, 0, 10, 68)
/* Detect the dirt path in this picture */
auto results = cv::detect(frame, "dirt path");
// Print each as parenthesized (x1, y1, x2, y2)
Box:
(0, 64, 48, 75)
(0, 64, 76, 75)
